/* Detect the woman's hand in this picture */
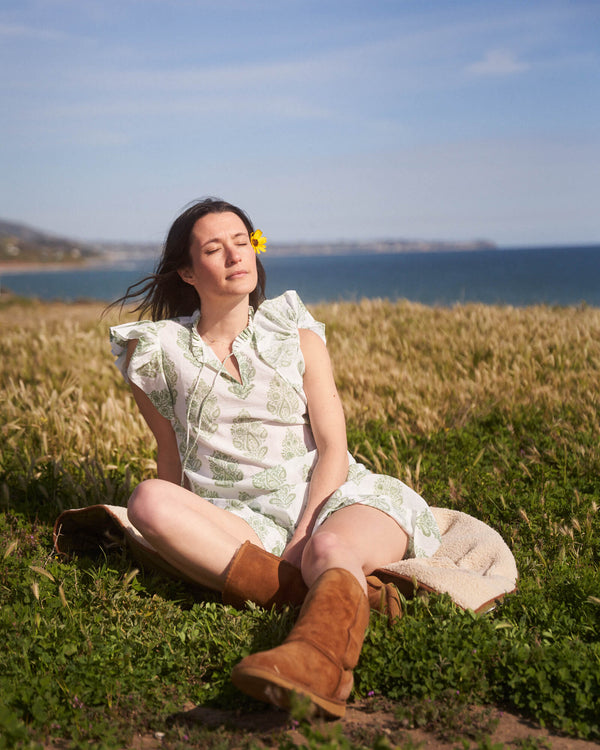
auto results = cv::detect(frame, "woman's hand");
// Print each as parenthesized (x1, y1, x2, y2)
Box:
(281, 527, 310, 568)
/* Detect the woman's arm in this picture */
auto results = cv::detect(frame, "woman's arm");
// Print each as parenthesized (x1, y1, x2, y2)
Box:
(126, 339, 182, 485)
(282, 329, 349, 566)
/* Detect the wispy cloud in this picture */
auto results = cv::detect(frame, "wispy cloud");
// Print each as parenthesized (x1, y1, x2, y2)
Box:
(2, 0, 597, 245)
(0, 22, 67, 41)
(466, 49, 530, 77)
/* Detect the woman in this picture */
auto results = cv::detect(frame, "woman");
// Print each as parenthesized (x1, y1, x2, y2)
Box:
(110, 197, 441, 718)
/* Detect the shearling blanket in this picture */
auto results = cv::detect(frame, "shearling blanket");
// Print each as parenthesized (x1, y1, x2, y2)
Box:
(53, 505, 518, 614)
(376, 507, 518, 613)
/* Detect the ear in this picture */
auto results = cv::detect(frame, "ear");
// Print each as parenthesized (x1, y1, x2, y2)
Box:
(178, 266, 195, 284)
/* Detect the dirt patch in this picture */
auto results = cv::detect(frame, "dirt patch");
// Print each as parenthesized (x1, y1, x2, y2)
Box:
(161, 699, 600, 749)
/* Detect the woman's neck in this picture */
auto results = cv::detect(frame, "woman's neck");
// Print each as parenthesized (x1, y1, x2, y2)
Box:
(197, 297, 249, 345)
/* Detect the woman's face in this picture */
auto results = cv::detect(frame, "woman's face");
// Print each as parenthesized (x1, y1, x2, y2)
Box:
(179, 211, 258, 305)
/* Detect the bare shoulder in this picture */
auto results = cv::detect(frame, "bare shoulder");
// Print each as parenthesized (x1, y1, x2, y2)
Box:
(299, 328, 329, 363)
(299, 328, 338, 392)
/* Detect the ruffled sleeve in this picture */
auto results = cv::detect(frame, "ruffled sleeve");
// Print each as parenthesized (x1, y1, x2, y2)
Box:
(253, 290, 326, 396)
(256, 290, 325, 342)
(109, 320, 176, 420)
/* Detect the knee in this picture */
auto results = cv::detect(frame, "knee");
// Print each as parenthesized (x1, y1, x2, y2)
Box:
(127, 479, 167, 535)
(303, 531, 350, 568)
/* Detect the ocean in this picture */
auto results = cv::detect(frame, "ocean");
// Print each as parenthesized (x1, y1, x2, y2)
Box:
(1, 244, 599, 308)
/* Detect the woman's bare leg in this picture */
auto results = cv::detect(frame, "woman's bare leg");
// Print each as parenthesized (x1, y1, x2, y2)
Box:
(232, 504, 402, 716)
(127, 478, 263, 590)
(301, 504, 408, 593)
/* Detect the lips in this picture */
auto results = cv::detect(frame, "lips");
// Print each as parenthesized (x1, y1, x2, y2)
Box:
(226, 270, 248, 280)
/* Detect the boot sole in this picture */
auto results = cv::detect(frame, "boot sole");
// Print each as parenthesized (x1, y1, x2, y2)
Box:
(231, 663, 346, 719)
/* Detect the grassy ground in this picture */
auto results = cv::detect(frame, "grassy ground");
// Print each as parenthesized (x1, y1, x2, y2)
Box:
(1, 295, 599, 749)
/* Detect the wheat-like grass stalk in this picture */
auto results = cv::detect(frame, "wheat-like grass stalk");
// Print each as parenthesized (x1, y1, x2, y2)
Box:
(1, 298, 599, 486)
(313, 299, 600, 434)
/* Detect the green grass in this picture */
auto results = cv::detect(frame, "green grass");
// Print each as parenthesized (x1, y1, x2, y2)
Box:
(1, 298, 599, 748)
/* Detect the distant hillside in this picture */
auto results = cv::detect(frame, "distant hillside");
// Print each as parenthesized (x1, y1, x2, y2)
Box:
(0, 218, 496, 266)
(269, 238, 497, 256)
(0, 219, 102, 265)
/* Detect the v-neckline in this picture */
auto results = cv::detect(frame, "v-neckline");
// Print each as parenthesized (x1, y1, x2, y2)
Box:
(190, 308, 254, 386)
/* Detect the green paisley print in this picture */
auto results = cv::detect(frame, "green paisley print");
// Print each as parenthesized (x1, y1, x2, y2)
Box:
(209, 451, 243, 487)
(231, 409, 268, 460)
(110, 290, 441, 559)
(266, 374, 301, 422)
(281, 428, 308, 460)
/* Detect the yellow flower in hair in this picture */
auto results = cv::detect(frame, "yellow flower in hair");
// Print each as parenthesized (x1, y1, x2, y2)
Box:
(250, 229, 267, 254)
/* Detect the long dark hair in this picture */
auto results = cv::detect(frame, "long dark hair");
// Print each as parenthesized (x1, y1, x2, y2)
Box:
(109, 198, 267, 320)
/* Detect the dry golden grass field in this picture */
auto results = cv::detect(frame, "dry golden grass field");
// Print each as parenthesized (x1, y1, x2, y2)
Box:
(1, 296, 600, 749)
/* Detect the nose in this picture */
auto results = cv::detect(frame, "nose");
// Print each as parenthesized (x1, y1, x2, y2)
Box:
(225, 243, 242, 265)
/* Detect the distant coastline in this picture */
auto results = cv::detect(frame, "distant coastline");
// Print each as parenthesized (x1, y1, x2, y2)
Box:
(268, 238, 497, 257)
(0, 241, 497, 274)
(2, 245, 599, 308)
(0, 258, 110, 275)
(0, 236, 498, 274)
(1, 215, 500, 269)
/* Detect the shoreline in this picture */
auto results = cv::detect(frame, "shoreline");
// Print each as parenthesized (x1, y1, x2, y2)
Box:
(2, 247, 599, 309)
(0, 258, 114, 275)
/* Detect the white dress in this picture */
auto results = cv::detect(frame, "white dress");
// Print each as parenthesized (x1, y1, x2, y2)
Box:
(110, 290, 441, 558)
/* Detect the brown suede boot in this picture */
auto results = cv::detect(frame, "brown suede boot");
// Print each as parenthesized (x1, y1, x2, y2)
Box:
(231, 568, 370, 718)
(222, 541, 403, 623)
(366, 574, 403, 625)
(222, 541, 308, 610)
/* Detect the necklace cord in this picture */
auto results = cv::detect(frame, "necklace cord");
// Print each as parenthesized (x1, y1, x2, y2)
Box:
(180, 349, 235, 486)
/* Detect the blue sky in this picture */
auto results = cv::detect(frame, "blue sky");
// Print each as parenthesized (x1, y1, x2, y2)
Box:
(1, 0, 599, 246)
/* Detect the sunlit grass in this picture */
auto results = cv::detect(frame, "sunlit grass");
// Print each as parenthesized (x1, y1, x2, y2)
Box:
(4, 298, 599, 467)
(314, 298, 600, 434)
(1, 297, 599, 748)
